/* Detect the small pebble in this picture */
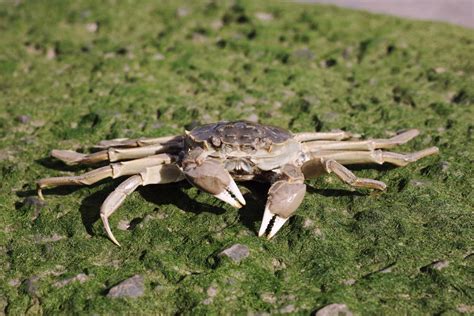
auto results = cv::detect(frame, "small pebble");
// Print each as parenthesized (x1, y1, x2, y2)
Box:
(107, 275, 144, 298)
(8, 278, 21, 287)
(153, 53, 165, 61)
(260, 292, 276, 304)
(207, 286, 218, 297)
(85, 22, 98, 33)
(54, 273, 89, 288)
(246, 113, 259, 122)
(314, 303, 353, 316)
(409, 179, 429, 187)
(457, 304, 474, 313)
(430, 260, 449, 271)
(23, 276, 40, 297)
(46, 47, 56, 60)
(342, 279, 356, 286)
(117, 220, 130, 231)
(219, 244, 250, 263)
(255, 12, 274, 21)
(280, 304, 296, 313)
(176, 7, 189, 17)
(16, 115, 30, 124)
(292, 48, 314, 61)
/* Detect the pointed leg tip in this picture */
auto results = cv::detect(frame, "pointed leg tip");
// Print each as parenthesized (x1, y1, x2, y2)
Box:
(101, 213, 122, 247)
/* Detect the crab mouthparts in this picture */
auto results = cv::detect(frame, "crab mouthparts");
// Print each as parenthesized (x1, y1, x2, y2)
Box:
(258, 207, 289, 239)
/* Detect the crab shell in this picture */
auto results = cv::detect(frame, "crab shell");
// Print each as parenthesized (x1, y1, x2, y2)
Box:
(185, 121, 305, 177)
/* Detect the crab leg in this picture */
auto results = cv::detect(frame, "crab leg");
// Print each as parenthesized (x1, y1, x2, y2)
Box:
(307, 147, 439, 167)
(302, 129, 420, 152)
(37, 154, 175, 199)
(101, 164, 184, 246)
(294, 130, 359, 142)
(51, 142, 182, 166)
(323, 159, 386, 190)
(259, 164, 306, 239)
(94, 135, 183, 149)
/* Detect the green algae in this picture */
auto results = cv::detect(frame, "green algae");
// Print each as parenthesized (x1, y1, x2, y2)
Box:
(0, 0, 473, 314)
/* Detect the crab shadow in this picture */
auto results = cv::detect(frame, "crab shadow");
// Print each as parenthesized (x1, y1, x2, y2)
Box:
(80, 181, 228, 236)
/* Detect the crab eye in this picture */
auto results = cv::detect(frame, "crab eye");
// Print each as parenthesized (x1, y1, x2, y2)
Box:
(210, 136, 221, 147)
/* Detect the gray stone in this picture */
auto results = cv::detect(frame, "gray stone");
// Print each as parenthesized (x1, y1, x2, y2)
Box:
(246, 113, 259, 123)
(219, 244, 250, 263)
(457, 304, 474, 313)
(314, 303, 353, 316)
(8, 278, 21, 287)
(342, 278, 356, 285)
(279, 304, 296, 313)
(16, 115, 30, 124)
(292, 48, 315, 61)
(24, 276, 40, 296)
(430, 260, 449, 271)
(255, 12, 274, 21)
(409, 179, 430, 187)
(106, 275, 145, 298)
(260, 292, 276, 304)
(207, 286, 218, 297)
(54, 273, 89, 288)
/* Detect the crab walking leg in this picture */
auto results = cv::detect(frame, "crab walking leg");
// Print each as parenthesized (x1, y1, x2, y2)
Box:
(294, 130, 359, 142)
(182, 148, 246, 208)
(302, 129, 420, 152)
(101, 164, 184, 246)
(259, 164, 306, 239)
(37, 154, 175, 199)
(323, 159, 386, 190)
(308, 147, 439, 167)
(94, 135, 183, 149)
(37, 166, 113, 199)
(51, 142, 182, 166)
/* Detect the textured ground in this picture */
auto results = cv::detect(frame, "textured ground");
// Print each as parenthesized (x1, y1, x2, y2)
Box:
(0, 0, 473, 314)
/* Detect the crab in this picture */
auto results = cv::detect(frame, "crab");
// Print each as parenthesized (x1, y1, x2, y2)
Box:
(37, 121, 439, 246)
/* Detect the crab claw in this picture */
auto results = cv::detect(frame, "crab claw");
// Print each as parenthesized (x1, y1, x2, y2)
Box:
(183, 158, 246, 208)
(258, 180, 306, 239)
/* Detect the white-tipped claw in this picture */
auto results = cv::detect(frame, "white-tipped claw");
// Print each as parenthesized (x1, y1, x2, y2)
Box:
(101, 214, 121, 247)
(227, 180, 246, 206)
(258, 207, 274, 237)
(267, 216, 289, 239)
(214, 191, 242, 209)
